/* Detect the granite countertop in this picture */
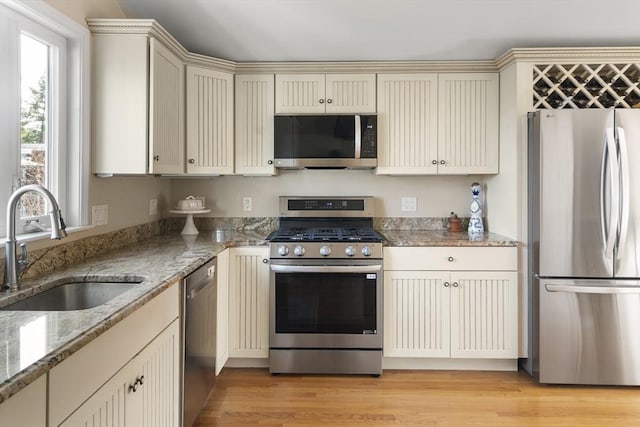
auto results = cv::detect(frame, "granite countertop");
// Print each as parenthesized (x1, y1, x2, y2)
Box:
(0, 228, 517, 404)
(0, 230, 267, 404)
(380, 230, 518, 247)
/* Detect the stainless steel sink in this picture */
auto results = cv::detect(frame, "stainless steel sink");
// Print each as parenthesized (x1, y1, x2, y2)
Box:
(0, 280, 143, 311)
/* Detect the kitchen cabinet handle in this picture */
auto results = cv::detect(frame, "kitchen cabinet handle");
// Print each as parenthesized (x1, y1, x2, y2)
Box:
(444, 282, 450, 287)
(448, 256, 454, 262)
(327, 99, 333, 104)
(137, 375, 145, 386)
(262, 258, 268, 264)
(267, 160, 273, 165)
(440, 160, 446, 165)
(432, 160, 437, 165)
(452, 282, 459, 287)
(319, 99, 325, 104)
(188, 158, 195, 164)
(129, 383, 138, 393)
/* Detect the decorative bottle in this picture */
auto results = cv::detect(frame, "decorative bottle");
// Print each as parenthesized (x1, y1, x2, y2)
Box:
(468, 182, 484, 235)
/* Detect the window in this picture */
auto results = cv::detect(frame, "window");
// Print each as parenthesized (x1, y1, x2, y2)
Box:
(0, 0, 89, 238)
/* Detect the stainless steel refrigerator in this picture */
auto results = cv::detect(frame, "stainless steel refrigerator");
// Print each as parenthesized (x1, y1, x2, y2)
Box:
(527, 109, 640, 385)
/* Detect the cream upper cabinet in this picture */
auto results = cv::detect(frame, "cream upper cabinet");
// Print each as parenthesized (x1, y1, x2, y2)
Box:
(235, 74, 276, 175)
(92, 35, 184, 175)
(383, 247, 517, 359)
(275, 74, 376, 114)
(376, 74, 439, 174)
(186, 65, 234, 175)
(437, 73, 499, 174)
(376, 73, 499, 175)
(228, 247, 270, 358)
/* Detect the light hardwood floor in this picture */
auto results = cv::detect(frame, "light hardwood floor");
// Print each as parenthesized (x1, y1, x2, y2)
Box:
(194, 368, 640, 426)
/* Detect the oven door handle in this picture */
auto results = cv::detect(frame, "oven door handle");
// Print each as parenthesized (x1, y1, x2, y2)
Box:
(270, 264, 382, 273)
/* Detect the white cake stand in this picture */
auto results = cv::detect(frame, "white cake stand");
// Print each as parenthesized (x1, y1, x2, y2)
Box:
(169, 209, 211, 235)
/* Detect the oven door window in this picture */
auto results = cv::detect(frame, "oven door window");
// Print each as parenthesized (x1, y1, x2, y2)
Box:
(274, 272, 377, 334)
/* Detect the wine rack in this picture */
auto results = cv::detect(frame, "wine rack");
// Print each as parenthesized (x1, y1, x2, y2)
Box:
(533, 63, 640, 109)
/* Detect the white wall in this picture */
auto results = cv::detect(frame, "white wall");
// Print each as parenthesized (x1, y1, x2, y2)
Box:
(170, 170, 483, 219)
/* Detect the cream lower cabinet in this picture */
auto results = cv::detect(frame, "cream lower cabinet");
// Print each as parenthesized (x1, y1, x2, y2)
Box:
(383, 247, 517, 359)
(227, 247, 270, 358)
(376, 73, 499, 175)
(49, 283, 179, 427)
(59, 320, 179, 427)
(0, 375, 46, 427)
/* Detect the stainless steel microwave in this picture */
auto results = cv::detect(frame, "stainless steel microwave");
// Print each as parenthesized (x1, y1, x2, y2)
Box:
(274, 115, 377, 169)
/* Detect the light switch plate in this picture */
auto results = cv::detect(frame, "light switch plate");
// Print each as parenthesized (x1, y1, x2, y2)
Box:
(401, 197, 417, 212)
(149, 199, 158, 216)
(92, 204, 108, 226)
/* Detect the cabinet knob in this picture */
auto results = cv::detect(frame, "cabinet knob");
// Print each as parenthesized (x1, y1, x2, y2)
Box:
(440, 160, 445, 165)
(153, 155, 160, 162)
(188, 158, 195, 164)
(432, 160, 437, 165)
(327, 99, 333, 104)
(448, 256, 454, 262)
(267, 160, 273, 165)
(262, 258, 268, 264)
(444, 282, 450, 287)
(452, 282, 459, 287)
(319, 99, 325, 104)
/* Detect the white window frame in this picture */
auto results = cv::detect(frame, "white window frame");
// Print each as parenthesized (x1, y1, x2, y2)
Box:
(0, 0, 89, 239)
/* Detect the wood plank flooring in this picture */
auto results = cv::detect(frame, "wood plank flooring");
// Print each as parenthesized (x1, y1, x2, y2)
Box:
(194, 368, 640, 426)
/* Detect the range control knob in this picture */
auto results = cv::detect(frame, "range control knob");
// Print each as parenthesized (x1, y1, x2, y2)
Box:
(361, 246, 373, 257)
(345, 246, 356, 257)
(320, 245, 331, 257)
(294, 245, 306, 257)
(278, 245, 289, 256)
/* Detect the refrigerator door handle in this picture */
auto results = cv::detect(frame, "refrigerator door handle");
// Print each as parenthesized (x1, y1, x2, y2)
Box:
(601, 128, 619, 260)
(616, 127, 630, 262)
(545, 283, 640, 294)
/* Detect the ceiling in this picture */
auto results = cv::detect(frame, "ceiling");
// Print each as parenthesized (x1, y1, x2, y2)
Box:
(117, 0, 640, 62)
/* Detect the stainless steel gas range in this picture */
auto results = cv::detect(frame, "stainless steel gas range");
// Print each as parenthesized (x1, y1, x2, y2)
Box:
(267, 196, 384, 376)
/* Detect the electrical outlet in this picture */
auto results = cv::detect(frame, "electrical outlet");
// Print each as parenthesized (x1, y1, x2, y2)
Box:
(149, 199, 158, 216)
(243, 197, 252, 212)
(401, 197, 417, 212)
(92, 204, 108, 226)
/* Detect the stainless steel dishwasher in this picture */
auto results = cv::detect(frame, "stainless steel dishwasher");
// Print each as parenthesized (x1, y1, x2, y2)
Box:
(182, 257, 217, 427)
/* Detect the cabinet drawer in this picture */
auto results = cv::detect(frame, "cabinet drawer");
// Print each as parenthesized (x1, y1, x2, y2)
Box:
(384, 247, 516, 271)
(49, 281, 179, 426)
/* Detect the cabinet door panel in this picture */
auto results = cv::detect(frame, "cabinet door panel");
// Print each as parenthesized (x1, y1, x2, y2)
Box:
(376, 74, 438, 174)
(450, 271, 517, 358)
(235, 75, 275, 175)
(325, 74, 376, 113)
(216, 248, 230, 374)
(186, 66, 234, 174)
(437, 73, 499, 174)
(228, 247, 270, 358)
(275, 74, 325, 113)
(149, 38, 184, 174)
(384, 271, 450, 357)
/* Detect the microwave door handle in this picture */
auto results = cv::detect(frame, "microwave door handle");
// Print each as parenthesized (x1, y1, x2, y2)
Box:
(355, 115, 361, 159)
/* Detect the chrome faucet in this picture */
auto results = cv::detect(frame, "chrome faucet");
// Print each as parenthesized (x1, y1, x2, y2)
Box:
(3, 185, 67, 291)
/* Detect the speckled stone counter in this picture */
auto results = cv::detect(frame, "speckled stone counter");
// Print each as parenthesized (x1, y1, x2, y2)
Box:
(0, 231, 267, 404)
(380, 230, 518, 247)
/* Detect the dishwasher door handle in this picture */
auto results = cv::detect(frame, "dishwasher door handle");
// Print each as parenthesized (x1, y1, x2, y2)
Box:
(187, 279, 212, 300)
(545, 284, 640, 294)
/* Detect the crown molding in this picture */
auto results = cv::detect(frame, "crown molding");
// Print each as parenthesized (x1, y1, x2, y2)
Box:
(87, 20, 640, 75)
(496, 47, 640, 69)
